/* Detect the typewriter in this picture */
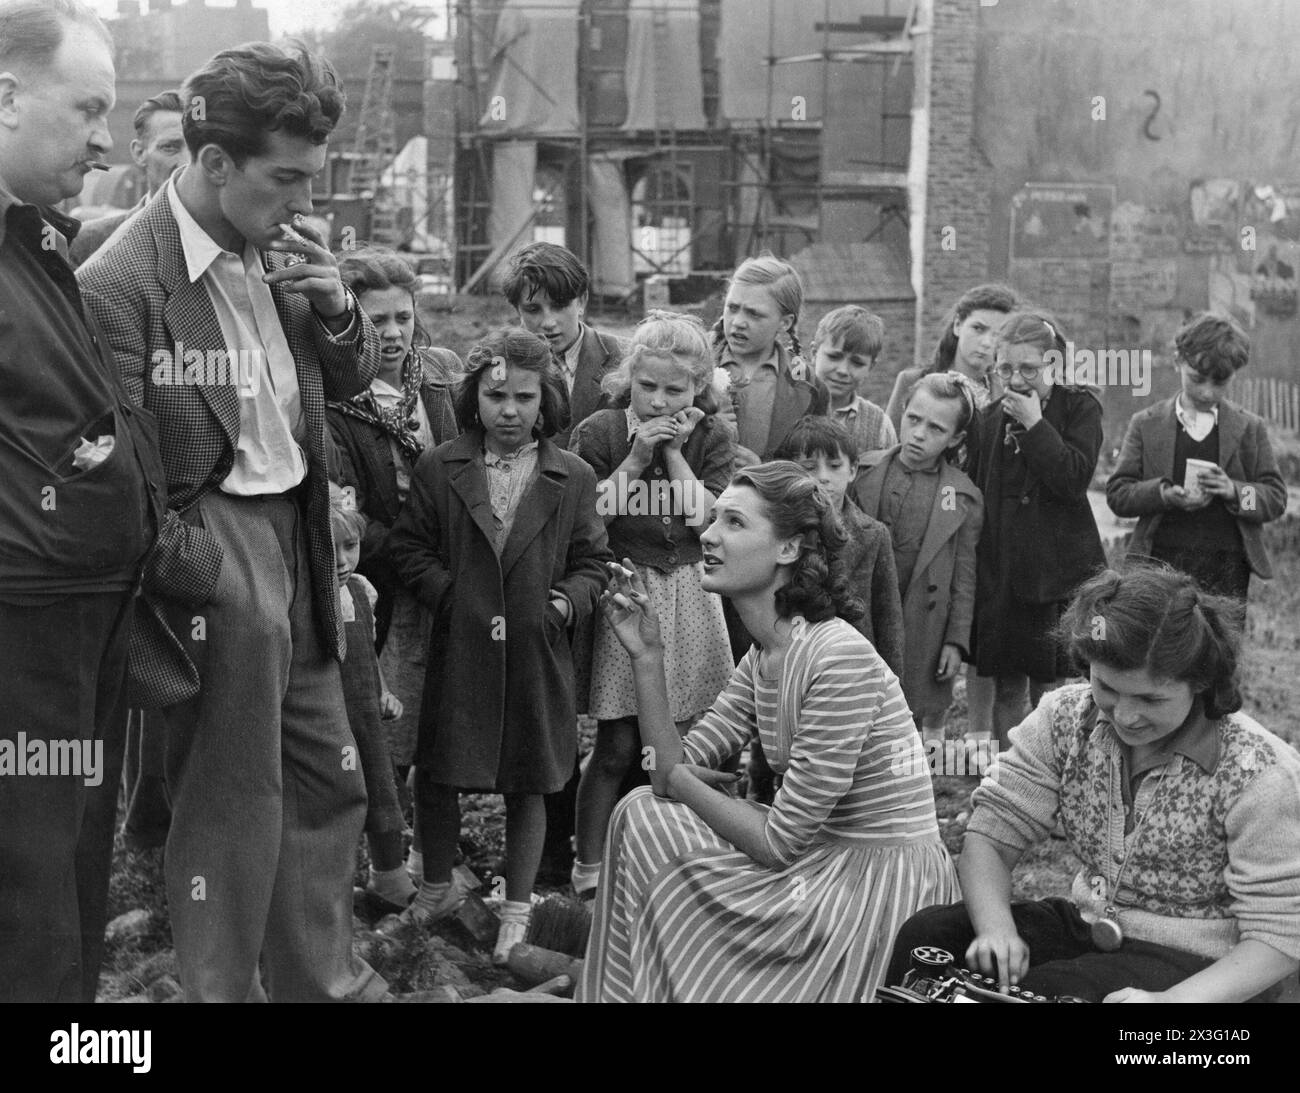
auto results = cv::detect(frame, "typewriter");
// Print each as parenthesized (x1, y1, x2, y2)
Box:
(876, 946, 1089, 1003)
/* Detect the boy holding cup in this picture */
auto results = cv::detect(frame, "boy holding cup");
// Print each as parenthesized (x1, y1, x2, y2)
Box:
(1107, 313, 1287, 600)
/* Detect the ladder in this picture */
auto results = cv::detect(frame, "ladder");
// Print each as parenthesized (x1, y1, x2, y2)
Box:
(352, 44, 399, 247)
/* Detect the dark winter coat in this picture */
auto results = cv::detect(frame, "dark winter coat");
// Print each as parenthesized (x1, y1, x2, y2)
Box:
(853, 447, 983, 715)
(387, 430, 612, 793)
(965, 385, 1106, 606)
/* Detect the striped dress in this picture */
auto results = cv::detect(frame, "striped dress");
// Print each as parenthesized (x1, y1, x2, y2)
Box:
(577, 617, 958, 1003)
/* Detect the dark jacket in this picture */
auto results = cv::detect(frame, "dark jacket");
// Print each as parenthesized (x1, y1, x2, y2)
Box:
(0, 190, 164, 597)
(568, 407, 735, 571)
(555, 323, 629, 448)
(839, 501, 906, 678)
(78, 188, 380, 706)
(718, 340, 831, 461)
(853, 447, 983, 711)
(1106, 397, 1287, 579)
(386, 431, 612, 793)
(966, 385, 1106, 605)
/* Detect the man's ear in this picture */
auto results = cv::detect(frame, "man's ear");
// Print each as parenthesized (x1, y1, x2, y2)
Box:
(0, 73, 21, 131)
(196, 143, 232, 186)
(576, 290, 588, 319)
(129, 138, 147, 169)
(776, 532, 804, 566)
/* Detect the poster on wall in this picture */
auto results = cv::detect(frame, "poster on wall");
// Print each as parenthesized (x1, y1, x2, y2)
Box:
(1009, 183, 1115, 261)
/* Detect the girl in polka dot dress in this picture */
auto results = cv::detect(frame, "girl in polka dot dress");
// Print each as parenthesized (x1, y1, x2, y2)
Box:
(568, 311, 736, 896)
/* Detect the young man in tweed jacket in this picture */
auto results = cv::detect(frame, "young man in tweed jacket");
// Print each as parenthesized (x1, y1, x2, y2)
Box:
(78, 42, 385, 1002)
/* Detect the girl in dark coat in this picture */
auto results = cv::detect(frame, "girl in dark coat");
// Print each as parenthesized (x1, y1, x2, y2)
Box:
(387, 328, 612, 961)
(966, 311, 1105, 748)
(327, 248, 461, 772)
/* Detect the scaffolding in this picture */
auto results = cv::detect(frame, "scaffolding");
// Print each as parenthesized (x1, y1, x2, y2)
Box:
(451, 0, 915, 295)
(351, 45, 400, 246)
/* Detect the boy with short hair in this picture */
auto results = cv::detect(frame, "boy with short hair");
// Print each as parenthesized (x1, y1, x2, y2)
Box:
(811, 306, 896, 465)
(501, 241, 627, 447)
(774, 416, 904, 675)
(1107, 312, 1287, 601)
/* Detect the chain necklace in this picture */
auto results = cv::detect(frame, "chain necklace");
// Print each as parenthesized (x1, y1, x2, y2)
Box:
(1089, 748, 1177, 952)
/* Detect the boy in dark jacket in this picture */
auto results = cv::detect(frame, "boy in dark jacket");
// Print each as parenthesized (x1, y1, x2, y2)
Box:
(1107, 312, 1287, 601)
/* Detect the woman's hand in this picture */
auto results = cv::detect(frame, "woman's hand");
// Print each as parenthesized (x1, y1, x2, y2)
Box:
(965, 929, 1030, 992)
(1103, 987, 1165, 1003)
(630, 416, 681, 464)
(665, 407, 706, 450)
(599, 560, 663, 660)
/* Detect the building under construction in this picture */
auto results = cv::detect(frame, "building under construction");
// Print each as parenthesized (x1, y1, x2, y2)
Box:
(448, 0, 916, 335)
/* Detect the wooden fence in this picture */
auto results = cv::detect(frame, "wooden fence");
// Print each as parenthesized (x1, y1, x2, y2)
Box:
(1232, 378, 1300, 432)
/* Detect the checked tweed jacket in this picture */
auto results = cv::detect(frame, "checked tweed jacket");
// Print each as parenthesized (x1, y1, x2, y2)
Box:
(77, 191, 380, 707)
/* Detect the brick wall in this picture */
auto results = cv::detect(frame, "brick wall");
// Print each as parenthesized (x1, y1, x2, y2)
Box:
(913, 0, 991, 369)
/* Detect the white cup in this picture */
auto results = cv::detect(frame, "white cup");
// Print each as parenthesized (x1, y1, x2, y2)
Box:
(1183, 457, 1218, 496)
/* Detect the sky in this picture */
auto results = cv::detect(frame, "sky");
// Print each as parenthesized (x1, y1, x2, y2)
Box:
(90, 0, 352, 39)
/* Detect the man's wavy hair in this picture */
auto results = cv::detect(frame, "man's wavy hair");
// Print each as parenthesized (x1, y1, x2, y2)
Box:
(180, 40, 343, 165)
(731, 461, 864, 625)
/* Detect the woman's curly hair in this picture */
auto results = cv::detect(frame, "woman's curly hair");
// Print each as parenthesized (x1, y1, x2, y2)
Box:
(731, 461, 864, 625)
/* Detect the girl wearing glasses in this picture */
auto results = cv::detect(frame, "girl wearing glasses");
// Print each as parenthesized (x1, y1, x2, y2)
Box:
(965, 311, 1106, 748)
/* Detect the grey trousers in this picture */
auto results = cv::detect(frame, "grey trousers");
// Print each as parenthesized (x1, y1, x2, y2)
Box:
(162, 491, 384, 1002)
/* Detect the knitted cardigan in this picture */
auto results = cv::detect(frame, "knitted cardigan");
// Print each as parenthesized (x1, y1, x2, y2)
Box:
(968, 682, 1300, 961)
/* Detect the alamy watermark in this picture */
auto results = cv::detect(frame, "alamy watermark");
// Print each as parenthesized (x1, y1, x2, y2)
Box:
(596, 473, 708, 519)
(1042, 342, 1152, 396)
(0, 733, 103, 786)
(889, 736, 996, 779)
(151, 343, 263, 395)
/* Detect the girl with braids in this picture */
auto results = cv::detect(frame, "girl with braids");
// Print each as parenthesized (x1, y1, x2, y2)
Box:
(327, 247, 462, 793)
(712, 254, 830, 468)
(887, 564, 1300, 1003)
(884, 282, 1019, 435)
(966, 310, 1106, 748)
(387, 328, 612, 961)
(578, 462, 957, 1002)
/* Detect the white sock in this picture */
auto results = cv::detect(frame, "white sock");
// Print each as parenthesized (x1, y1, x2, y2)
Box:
(406, 849, 424, 883)
(570, 859, 601, 894)
(411, 879, 452, 913)
(499, 899, 532, 923)
(370, 864, 417, 905)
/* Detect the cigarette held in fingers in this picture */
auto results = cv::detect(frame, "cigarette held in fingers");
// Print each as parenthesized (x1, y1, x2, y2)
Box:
(278, 222, 312, 247)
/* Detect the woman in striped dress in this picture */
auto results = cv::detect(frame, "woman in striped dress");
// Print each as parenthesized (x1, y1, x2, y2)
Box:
(577, 462, 958, 1003)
